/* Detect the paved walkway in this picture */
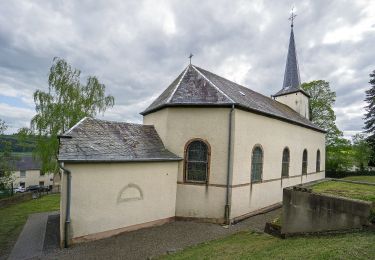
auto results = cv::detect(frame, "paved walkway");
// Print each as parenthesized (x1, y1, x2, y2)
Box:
(40, 208, 281, 260)
(8, 212, 50, 260)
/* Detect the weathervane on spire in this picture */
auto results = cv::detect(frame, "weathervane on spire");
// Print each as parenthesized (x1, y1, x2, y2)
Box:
(189, 53, 193, 64)
(289, 7, 297, 28)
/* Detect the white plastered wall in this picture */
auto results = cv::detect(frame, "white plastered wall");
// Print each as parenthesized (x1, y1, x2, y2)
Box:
(230, 109, 325, 218)
(144, 107, 231, 220)
(60, 161, 178, 243)
(144, 107, 325, 221)
(275, 92, 310, 119)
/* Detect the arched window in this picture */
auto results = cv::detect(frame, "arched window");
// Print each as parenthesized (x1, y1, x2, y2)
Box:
(251, 146, 263, 182)
(302, 149, 308, 174)
(316, 150, 321, 172)
(281, 148, 290, 177)
(185, 140, 210, 183)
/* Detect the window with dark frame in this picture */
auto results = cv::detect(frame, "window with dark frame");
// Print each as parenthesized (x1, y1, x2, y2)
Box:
(281, 148, 290, 177)
(251, 146, 263, 182)
(20, 170, 26, 178)
(302, 149, 308, 174)
(316, 150, 321, 172)
(185, 140, 209, 183)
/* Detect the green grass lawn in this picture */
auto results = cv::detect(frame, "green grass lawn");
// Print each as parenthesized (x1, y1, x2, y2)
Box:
(0, 194, 60, 257)
(162, 230, 375, 259)
(311, 180, 375, 202)
(342, 176, 375, 183)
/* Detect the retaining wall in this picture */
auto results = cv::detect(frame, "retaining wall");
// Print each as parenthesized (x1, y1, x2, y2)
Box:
(281, 187, 372, 235)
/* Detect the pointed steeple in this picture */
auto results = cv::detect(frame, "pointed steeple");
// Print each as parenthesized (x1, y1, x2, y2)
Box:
(274, 26, 303, 97)
(283, 27, 300, 90)
(274, 9, 310, 98)
(273, 12, 310, 120)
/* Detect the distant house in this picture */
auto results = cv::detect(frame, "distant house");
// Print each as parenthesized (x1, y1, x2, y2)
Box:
(12, 156, 54, 189)
(58, 24, 326, 246)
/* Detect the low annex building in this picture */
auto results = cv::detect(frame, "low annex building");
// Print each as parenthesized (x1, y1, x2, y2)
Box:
(58, 24, 326, 246)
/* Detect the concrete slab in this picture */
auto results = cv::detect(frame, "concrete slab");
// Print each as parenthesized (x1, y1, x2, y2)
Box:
(8, 212, 49, 260)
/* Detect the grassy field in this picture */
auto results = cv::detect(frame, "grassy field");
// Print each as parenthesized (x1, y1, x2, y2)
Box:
(342, 176, 375, 183)
(311, 180, 375, 202)
(162, 230, 375, 259)
(0, 194, 60, 257)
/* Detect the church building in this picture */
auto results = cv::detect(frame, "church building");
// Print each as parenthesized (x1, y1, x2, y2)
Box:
(58, 23, 326, 246)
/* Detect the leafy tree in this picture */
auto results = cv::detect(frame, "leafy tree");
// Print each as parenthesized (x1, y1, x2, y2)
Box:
(301, 80, 342, 146)
(364, 70, 375, 165)
(351, 133, 371, 170)
(30, 57, 115, 173)
(0, 119, 16, 189)
(326, 137, 352, 172)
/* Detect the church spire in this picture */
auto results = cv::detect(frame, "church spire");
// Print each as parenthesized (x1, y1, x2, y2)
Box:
(273, 9, 310, 120)
(274, 9, 307, 97)
(282, 26, 301, 90)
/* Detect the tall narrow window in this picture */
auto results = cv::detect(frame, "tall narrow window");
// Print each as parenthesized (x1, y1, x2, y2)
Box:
(316, 150, 321, 172)
(185, 140, 209, 183)
(281, 148, 290, 177)
(302, 149, 308, 174)
(251, 146, 263, 182)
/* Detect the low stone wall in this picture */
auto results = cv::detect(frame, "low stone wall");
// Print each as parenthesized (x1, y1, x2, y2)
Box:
(281, 187, 372, 235)
(0, 192, 32, 209)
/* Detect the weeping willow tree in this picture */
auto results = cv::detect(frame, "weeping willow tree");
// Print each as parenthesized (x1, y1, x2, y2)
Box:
(30, 57, 115, 173)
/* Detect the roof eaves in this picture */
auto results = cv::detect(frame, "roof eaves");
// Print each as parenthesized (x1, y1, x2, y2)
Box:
(273, 88, 310, 98)
(192, 65, 235, 103)
(140, 103, 235, 116)
(58, 157, 182, 163)
(234, 104, 326, 133)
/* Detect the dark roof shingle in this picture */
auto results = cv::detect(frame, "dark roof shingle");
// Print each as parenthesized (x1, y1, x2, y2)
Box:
(141, 65, 324, 132)
(14, 156, 41, 171)
(58, 118, 181, 162)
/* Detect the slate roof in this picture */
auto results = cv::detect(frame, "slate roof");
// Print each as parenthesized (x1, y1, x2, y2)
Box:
(58, 117, 181, 162)
(14, 156, 41, 171)
(273, 27, 309, 98)
(141, 64, 324, 132)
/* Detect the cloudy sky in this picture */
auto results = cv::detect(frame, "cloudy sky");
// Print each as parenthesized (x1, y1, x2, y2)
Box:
(0, 0, 374, 138)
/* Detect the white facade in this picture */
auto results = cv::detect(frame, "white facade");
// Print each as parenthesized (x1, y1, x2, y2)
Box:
(275, 92, 310, 119)
(144, 107, 325, 222)
(12, 170, 54, 188)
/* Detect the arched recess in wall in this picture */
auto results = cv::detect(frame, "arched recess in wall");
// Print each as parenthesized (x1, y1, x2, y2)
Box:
(117, 183, 144, 203)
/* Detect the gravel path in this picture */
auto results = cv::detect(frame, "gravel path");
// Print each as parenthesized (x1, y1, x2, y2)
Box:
(40, 208, 281, 260)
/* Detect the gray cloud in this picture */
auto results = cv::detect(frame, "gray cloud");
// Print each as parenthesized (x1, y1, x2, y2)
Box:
(0, 0, 374, 137)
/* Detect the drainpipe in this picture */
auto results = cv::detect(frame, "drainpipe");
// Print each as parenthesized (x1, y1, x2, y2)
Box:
(59, 162, 71, 248)
(225, 104, 235, 225)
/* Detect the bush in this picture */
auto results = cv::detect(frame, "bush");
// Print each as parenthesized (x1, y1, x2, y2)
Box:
(326, 170, 375, 179)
